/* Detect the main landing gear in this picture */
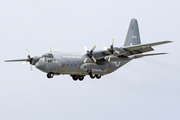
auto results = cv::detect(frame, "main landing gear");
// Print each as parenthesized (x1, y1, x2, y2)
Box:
(89, 72, 101, 79)
(71, 75, 85, 81)
(47, 72, 54, 78)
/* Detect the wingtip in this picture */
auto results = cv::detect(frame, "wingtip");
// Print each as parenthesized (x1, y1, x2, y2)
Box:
(168, 41, 173, 43)
(164, 40, 173, 43)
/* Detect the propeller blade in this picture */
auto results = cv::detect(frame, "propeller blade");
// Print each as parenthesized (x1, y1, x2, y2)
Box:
(91, 45, 96, 52)
(114, 50, 120, 55)
(92, 56, 97, 63)
(22, 61, 27, 65)
(26, 49, 31, 59)
(111, 38, 114, 46)
(49, 47, 51, 52)
(102, 46, 108, 50)
(83, 58, 88, 63)
(83, 46, 89, 52)
(108, 56, 111, 62)
(26, 49, 30, 55)
(33, 56, 38, 59)
(30, 65, 33, 71)
(5, 59, 28, 62)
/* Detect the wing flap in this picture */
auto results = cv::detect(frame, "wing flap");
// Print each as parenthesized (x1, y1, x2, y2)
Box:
(123, 47, 154, 56)
(134, 53, 168, 59)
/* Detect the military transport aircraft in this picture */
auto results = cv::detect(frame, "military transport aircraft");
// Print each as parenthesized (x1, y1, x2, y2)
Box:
(5, 19, 172, 81)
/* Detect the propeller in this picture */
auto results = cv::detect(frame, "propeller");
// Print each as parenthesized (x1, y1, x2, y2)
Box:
(4, 49, 39, 71)
(103, 38, 120, 55)
(83, 45, 97, 63)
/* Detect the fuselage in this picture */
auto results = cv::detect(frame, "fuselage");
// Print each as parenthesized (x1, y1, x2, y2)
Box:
(35, 51, 131, 76)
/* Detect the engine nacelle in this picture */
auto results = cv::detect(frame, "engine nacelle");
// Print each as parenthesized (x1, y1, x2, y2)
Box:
(31, 57, 41, 65)
(113, 47, 127, 55)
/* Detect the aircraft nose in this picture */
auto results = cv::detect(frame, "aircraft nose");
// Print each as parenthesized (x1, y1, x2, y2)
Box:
(35, 61, 46, 70)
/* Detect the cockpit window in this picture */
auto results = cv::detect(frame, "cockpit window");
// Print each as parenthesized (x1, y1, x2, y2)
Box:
(47, 54, 53, 58)
(48, 60, 52, 63)
(42, 54, 53, 58)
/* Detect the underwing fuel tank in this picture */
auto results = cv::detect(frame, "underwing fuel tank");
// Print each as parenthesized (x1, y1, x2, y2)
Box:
(104, 56, 133, 62)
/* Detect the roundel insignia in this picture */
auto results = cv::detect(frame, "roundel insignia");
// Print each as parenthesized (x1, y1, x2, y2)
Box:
(115, 62, 121, 67)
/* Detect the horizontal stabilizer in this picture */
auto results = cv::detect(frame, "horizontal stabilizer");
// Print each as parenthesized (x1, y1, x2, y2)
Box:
(134, 53, 168, 59)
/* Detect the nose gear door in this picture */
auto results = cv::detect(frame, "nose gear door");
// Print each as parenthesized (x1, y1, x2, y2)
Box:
(59, 63, 66, 72)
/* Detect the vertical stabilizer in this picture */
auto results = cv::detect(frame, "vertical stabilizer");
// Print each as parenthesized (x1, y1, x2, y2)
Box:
(124, 19, 141, 47)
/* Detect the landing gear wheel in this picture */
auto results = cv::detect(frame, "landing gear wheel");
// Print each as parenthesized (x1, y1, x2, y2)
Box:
(90, 73, 95, 79)
(47, 73, 54, 78)
(72, 76, 78, 81)
(79, 76, 84, 81)
(95, 74, 101, 79)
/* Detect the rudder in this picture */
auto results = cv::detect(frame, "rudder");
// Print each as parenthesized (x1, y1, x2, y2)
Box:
(124, 19, 141, 47)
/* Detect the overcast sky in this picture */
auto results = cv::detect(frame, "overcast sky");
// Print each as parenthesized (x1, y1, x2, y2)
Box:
(0, 0, 180, 120)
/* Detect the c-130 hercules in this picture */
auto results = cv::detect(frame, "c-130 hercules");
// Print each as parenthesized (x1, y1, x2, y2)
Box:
(5, 19, 172, 81)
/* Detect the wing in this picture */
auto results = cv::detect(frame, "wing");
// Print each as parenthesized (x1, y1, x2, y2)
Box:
(121, 41, 172, 56)
(5, 59, 28, 62)
(92, 41, 172, 60)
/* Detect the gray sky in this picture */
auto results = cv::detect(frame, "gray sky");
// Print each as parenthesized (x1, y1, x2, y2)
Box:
(1, 0, 180, 120)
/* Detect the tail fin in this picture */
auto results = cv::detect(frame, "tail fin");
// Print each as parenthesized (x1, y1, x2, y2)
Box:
(124, 19, 141, 47)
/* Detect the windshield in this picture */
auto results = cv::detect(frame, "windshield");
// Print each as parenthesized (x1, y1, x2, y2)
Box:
(42, 54, 53, 58)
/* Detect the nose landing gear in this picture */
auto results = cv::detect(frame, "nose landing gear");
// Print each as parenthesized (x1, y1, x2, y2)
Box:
(47, 72, 54, 78)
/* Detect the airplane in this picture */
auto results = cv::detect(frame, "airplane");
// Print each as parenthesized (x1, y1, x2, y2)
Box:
(4, 19, 172, 81)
